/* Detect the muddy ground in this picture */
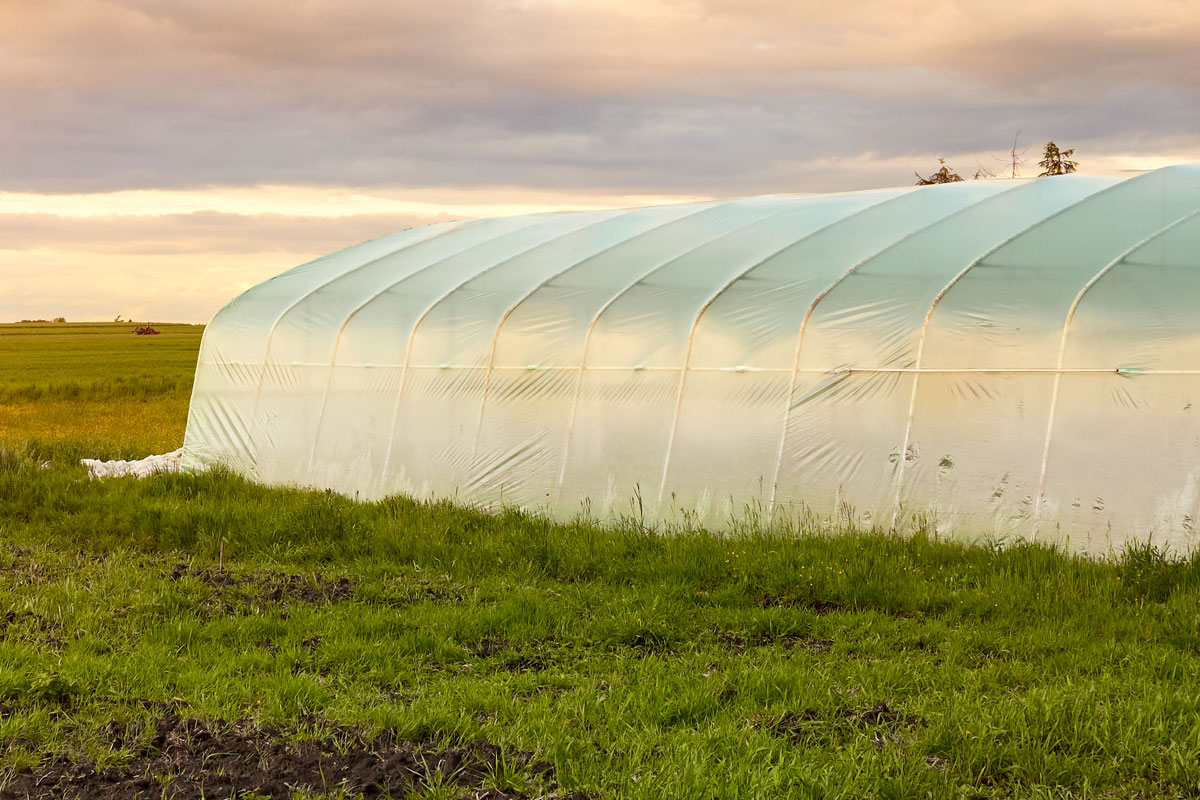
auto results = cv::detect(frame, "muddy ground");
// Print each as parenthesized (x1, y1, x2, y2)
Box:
(0, 713, 588, 800)
(752, 701, 925, 749)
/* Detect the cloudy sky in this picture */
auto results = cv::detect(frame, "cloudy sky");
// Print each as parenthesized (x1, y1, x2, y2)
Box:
(4, 0, 1199, 322)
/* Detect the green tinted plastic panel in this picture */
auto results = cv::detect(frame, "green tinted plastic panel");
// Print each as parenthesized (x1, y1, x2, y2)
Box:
(184, 167, 1200, 553)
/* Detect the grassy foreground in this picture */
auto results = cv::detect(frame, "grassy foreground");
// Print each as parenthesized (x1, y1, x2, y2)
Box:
(3, 323, 1200, 799)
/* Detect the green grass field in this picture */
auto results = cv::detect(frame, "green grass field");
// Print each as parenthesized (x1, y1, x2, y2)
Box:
(0, 322, 203, 458)
(3, 323, 1200, 799)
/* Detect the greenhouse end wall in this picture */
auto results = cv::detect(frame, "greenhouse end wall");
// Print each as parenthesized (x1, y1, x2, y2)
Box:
(182, 165, 1200, 553)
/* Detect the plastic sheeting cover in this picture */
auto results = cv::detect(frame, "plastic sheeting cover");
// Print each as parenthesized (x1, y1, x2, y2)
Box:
(182, 167, 1200, 552)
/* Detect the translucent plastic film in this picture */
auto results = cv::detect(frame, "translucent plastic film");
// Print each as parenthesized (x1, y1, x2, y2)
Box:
(184, 167, 1200, 553)
(901, 165, 1200, 543)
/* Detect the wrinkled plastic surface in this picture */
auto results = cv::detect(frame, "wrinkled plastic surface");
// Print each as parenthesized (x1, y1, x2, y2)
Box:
(183, 167, 1200, 552)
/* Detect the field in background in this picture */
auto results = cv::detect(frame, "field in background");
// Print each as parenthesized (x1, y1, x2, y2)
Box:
(0, 322, 203, 457)
(3, 324, 1200, 799)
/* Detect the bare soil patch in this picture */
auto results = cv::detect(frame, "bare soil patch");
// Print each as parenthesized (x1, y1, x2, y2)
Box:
(0, 547, 52, 587)
(167, 564, 356, 612)
(715, 630, 834, 653)
(462, 638, 551, 672)
(753, 701, 924, 748)
(385, 576, 471, 605)
(0, 713, 576, 800)
(755, 592, 851, 614)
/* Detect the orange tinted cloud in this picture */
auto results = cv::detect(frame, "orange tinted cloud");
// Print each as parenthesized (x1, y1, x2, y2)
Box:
(6, 0, 1198, 91)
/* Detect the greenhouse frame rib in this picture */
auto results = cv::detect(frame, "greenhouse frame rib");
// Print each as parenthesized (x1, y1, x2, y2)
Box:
(184, 165, 1200, 553)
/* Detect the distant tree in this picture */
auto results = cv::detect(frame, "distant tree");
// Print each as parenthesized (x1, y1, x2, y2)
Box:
(1038, 141, 1079, 176)
(52, 316, 65, 323)
(973, 131, 1027, 179)
(973, 161, 998, 180)
(1006, 131, 1029, 178)
(915, 159, 965, 185)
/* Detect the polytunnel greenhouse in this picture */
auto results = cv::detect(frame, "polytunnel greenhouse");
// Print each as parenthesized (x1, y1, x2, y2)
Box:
(183, 164, 1200, 552)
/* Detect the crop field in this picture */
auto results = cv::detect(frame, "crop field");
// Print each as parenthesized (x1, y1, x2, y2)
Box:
(4, 323, 1200, 799)
(0, 322, 203, 458)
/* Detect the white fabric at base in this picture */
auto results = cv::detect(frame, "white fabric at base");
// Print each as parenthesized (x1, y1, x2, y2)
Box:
(82, 449, 184, 478)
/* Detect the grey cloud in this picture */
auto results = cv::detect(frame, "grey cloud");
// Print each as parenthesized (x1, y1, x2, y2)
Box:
(1, 0, 1198, 194)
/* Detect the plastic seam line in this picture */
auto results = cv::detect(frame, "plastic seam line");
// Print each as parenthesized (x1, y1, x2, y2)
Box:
(466, 204, 720, 474)
(301, 216, 553, 476)
(552, 199, 801, 507)
(1031, 206, 1200, 530)
(193, 363, 1200, 374)
(242, 220, 476, 472)
(766, 181, 1024, 516)
(887, 174, 1145, 528)
(652, 190, 920, 514)
(377, 208, 631, 488)
(189, 364, 1200, 376)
